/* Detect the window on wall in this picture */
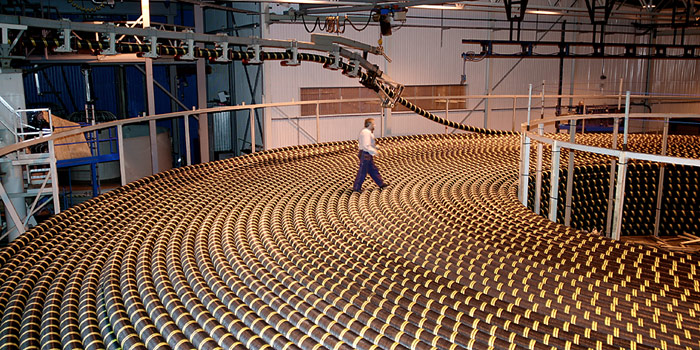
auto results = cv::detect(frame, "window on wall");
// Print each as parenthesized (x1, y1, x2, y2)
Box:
(300, 84, 467, 116)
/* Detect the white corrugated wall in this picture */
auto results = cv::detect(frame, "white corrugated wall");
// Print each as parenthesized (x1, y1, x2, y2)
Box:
(261, 6, 700, 149)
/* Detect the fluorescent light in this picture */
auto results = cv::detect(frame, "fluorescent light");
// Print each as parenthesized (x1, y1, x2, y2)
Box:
(527, 10, 562, 15)
(643, 4, 656, 9)
(412, 3, 464, 10)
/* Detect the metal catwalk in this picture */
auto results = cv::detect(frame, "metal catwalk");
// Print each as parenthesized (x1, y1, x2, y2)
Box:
(0, 133, 698, 350)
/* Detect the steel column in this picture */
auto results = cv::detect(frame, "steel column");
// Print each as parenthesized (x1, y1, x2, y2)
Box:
(653, 117, 670, 236)
(549, 141, 562, 222)
(143, 0, 158, 175)
(195, 4, 209, 163)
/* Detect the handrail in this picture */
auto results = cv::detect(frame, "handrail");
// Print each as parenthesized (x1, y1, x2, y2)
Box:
(518, 90, 700, 242)
(522, 112, 700, 131)
(526, 131, 700, 165)
(5, 93, 700, 160)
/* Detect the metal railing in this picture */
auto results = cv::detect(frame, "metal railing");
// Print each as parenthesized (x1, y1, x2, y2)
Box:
(2, 91, 699, 240)
(0, 96, 60, 240)
(517, 88, 700, 240)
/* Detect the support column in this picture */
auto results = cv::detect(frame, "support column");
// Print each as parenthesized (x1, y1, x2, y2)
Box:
(195, 4, 209, 163)
(142, 0, 158, 174)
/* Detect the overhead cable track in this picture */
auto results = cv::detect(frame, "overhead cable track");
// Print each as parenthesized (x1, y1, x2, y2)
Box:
(6, 15, 512, 135)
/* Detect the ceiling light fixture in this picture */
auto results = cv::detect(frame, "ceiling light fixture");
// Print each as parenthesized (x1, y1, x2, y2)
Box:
(411, 3, 464, 10)
(526, 10, 562, 15)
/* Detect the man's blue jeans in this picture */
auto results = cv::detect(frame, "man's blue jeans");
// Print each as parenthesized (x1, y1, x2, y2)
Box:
(353, 151, 385, 191)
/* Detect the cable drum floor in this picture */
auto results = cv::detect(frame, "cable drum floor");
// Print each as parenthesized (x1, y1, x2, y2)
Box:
(0, 133, 698, 350)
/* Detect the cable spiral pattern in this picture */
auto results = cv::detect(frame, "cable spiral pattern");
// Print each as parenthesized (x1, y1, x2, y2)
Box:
(0, 133, 699, 350)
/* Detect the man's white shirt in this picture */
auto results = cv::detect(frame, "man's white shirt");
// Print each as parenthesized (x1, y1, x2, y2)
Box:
(358, 128, 378, 155)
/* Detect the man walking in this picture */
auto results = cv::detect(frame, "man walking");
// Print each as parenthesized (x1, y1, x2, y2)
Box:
(353, 118, 388, 192)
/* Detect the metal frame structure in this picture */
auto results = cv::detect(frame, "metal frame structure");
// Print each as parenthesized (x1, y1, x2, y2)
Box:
(0, 96, 60, 240)
(518, 91, 700, 240)
(462, 39, 700, 59)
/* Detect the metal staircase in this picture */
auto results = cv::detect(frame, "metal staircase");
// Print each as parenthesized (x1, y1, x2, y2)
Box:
(0, 95, 60, 241)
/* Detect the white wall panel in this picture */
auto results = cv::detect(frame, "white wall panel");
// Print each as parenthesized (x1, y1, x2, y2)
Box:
(261, 8, 700, 150)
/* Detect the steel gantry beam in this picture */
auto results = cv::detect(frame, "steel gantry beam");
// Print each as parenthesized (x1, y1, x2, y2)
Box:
(583, 0, 616, 44)
(503, 0, 529, 40)
(462, 39, 700, 59)
(0, 15, 388, 73)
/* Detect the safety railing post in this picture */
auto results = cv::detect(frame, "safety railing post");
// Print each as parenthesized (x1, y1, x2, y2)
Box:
(512, 97, 517, 132)
(316, 102, 320, 143)
(622, 91, 631, 149)
(250, 108, 256, 153)
(534, 123, 544, 214)
(518, 84, 533, 206)
(605, 117, 621, 236)
(445, 99, 450, 134)
(185, 110, 192, 166)
(549, 141, 561, 222)
(654, 117, 670, 236)
(117, 124, 126, 186)
(48, 139, 60, 213)
(611, 152, 629, 240)
(149, 117, 158, 175)
(564, 118, 576, 226)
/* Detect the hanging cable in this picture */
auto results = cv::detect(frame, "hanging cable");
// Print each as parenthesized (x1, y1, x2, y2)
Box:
(301, 15, 319, 33)
(346, 10, 374, 32)
(67, 0, 106, 13)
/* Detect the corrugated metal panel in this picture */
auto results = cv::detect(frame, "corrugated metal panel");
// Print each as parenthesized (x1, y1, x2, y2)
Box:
(92, 66, 119, 115)
(23, 65, 87, 117)
(153, 65, 173, 115)
(213, 111, 233, 152)
(125, 66, 146, 117)
(264, 12, 700, 147)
